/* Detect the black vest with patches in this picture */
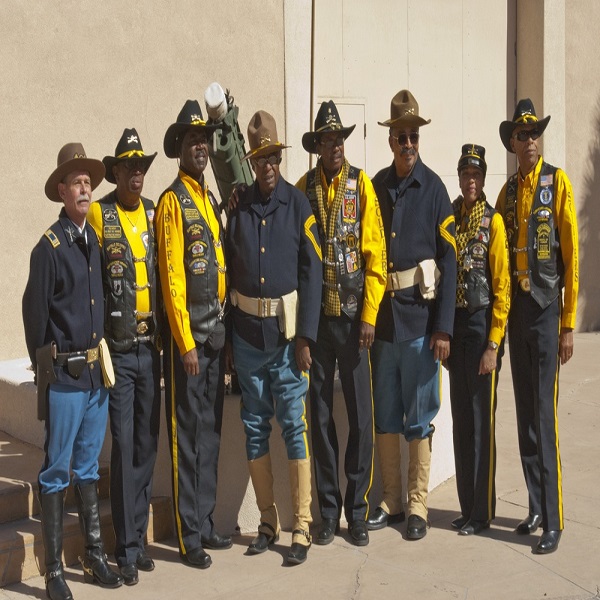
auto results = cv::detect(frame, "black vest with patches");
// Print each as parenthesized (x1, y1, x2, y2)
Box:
(305, 165, 364, 319)
(452, 198, 494, 313)
(166, 178, 222, 343)
(504, 162, 563, 308)
(99, 193, 158, 352)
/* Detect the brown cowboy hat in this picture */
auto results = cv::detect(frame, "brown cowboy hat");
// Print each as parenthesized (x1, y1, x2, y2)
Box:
(301, 100, 356, 154)
(499, 98, 551, 153)
(45, 143, 105, 203)
(242, 110, 289, 161)
(103, 128, 157, 184)
(163, 99, 220, 159)
(378, 89, 431, 128)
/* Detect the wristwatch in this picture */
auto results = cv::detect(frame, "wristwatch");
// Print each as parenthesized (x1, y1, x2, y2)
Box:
(488, 341, 499, 352)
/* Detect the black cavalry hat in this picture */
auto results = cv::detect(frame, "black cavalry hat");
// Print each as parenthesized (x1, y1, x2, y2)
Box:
(301, 100, 356, 154)
(103, 128, 157, 184)
(163, 99, 220, 159)
(457, 143, 487, 176)
(499, 98, 551, 153)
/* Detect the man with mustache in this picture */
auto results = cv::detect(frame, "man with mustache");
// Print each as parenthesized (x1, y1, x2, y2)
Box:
(23, 143, 123, 599)
(367, 90, 457, 541)
(496, 99, 579, 554)
(296, 100, 387, 547)
(88, 129, 161, 584)
(155, 100, 231, 569)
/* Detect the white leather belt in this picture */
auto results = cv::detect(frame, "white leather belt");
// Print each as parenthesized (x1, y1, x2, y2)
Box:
(386, 267, 419, 291)
(230, 289, 281, 318)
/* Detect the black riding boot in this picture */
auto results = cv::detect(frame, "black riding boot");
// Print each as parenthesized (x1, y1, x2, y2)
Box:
(38, 489, 73, 600)
(75, 482, 123, 588)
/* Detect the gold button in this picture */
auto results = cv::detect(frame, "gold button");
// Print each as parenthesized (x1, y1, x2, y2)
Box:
(89, 266, 92, 272)
(92, 333, 97, 339)
(90, 363, 95, 370)
(261, 247, 265, 253)
(262, 219, 266, 226)
(391, 232, 396, 238)
(390, 292, 395, 298)
(260, 277, 265, 284)
(91, 299, 95, 306)
(389, 262, 394, 269)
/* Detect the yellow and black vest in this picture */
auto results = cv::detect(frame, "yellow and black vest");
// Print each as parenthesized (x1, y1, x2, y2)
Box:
(305, 165, 364, 319)
(504, 162, 563, 309)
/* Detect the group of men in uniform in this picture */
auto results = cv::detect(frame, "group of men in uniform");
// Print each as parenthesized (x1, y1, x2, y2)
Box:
(23, 87, 578, 599)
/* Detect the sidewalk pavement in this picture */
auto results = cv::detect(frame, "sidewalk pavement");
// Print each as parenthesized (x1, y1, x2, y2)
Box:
(2, 333, 599, 600)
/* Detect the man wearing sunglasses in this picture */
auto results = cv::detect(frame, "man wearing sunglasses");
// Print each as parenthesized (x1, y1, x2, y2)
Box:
(496, 98, 579, 554)
(225, 110, 322, 564)
(367, 90, 457, 541)
(296, 101, 386, 547)
(88, 128, 160, 584)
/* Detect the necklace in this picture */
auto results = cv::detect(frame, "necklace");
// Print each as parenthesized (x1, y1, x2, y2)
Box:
(119, 203, 141, 233)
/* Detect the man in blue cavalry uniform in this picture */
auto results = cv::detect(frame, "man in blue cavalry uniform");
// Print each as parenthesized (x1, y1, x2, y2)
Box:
(23, 143, 123, 600)
(447, 144, 510, 536)
(297, 101, 387, 547)
(496, 99, 579, 554)
(88, 129, 160, 584)
(155, 100, 231, 569)
(225, 110, 322, 565)
(368, 90, 457, 540)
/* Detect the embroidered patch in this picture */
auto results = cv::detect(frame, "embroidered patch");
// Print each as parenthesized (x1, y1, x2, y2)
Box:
(346, 178, 357, 191)
(106, 242, 126, 258)
(108, 260, 126, 276)
(343, 197, 357, 220)
(180, 194, 192, 205)
(103, 208, 118, 222)
(104, 226, 122, 239)
(44, 229, 60, 248)
(540, 174, 553, 187)
(536, 223, 551, 260)
(540, 188, 552, 205)
(187, 223, 204, 240)
(184, 208, 200, 221)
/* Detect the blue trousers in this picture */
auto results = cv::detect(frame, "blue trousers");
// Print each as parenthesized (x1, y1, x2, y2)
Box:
(39, 383, 108, 494)
(233, 332, 310, 461)
(109, 342, 161, 566)
(371, 335, 440, 441)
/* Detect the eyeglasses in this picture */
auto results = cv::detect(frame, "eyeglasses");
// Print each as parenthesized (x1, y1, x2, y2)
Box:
(253, 153, 281, 168)
(319, 136, 345, 150)
(121, 159, 147, 173)
(392, 132, 420, 146)
(514, 129, 541, 142)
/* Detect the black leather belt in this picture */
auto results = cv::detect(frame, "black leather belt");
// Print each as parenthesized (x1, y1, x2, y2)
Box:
(54, 346, 99, 366)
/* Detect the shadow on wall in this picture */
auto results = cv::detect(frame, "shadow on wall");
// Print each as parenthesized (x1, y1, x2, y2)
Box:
(576, 94, 600, 332)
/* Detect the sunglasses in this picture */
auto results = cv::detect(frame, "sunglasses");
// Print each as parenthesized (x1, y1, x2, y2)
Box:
(319, 136, 345, 150)
(393, 132, 420, 146)
(122, 159, 147, 173)
(253, 153, 281, 168)
(514, 129, 541, 142)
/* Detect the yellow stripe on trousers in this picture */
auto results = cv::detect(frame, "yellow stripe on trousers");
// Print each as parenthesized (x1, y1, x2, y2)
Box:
(552, 320, 563, 529)
(300, 370, 311, 458)
(363, 350, 375, 518)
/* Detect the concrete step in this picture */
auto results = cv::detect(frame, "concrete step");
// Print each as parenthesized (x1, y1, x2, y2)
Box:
(0, 433, 109, 524)
(0, 495, 172, 587)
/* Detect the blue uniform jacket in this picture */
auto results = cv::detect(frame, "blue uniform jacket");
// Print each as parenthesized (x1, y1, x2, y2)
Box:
(372, 157, 457, 343)
(23, 208, 104, 389)
(225, 176, 322, 351)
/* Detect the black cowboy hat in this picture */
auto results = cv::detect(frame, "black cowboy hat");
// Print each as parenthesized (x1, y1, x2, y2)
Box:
(301, 100, 356, 154)
(45, 143, 105, 203)
(499, 98, 551, 153)
(163, 99, 220, 159)
(457, 143, 487, 176)
(103, 128, 157, 184)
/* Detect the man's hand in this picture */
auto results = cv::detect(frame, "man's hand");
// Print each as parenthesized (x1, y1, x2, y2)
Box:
(224, 340, 235, 373)
(559, 327, 574, 365)
(359, 321, 375, 351)
(295, 337, 312, 372)
(478, 347, 498, 375)
(182, 347, 199, 376)
(228, 183, 247, 213)
(430, 331, 450, 362)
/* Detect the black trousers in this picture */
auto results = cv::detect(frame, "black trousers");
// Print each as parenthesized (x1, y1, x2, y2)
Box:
(109, 341, 161, 567)
(309, 313, 374, 524)
(164, 332, 225, 554)
(448, 307, 498, 523)
(508, 290, 563, 531)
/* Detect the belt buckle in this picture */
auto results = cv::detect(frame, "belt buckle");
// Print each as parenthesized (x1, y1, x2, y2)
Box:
(86, 347, 99, 363)
(137, 321, 149, 334)
(258, 298, 270, 318)
(519, 278, 531, 292)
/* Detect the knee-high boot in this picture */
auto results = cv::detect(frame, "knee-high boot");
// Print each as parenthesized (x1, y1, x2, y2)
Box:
(75, 482, 123, 588)
(287, 458, 312, 564)
(406, 436, 432, 540)
(247, 454, 280, 553)
(39, 490, 73, 600)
